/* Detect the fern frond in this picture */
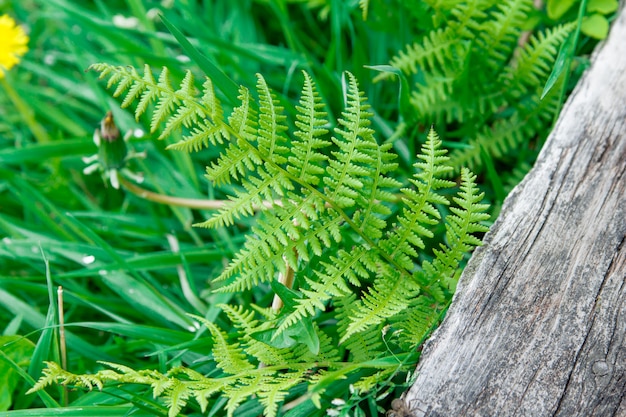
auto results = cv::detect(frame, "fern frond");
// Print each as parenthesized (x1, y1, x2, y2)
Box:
(342, 270, 419, 342)
(84, 62, 494, 417)
(324, 72, 376, 208)
(448, 82, 561, 172)
(341, 130, 456, 337)
(359, 0, 369, 19)
(256, 74, 290, 164)
(90, 63, 229, 150)
(448, 0, 491, 38)
(504, 23, 575, 94)
(195, 316, 255, 374)
(288, 71, 330, 186)
(381, 128, 455, 270)
(163, 379, 190, 417)
(26, 361, 106, 393)
(211, 195, 343, 292)
(393, 295, 443, 349)
(436, 168, 490, 269)
(477, 0, 533, 69)
(335, 294, 384, 362)
(386, 28, 468, 79)
(258, 371, 306, 417)
(220, 304, 299, 366)
(278, 246, 377, 334)
(419, 168, 489, 290)
(166, 77, 229, 151)
(350, 140, 401, 240)
(205, 91, 259, 186)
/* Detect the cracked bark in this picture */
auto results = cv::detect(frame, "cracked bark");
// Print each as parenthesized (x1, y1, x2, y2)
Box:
(402, 8, 626, 417)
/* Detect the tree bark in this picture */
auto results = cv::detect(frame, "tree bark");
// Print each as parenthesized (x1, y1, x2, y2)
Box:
(402, 9, 626, 417)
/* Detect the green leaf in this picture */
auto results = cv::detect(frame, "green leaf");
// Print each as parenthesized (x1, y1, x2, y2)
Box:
(289, 319, 320, 355)
(1, 406, 135, 416)
(541, 29, 577, 99)
(366, 65, 414, 124)
(581, 14, 610, 39)
(0, 336, 35, 411)
(250, 328, 296, 349)
(251, 318, 320, 355)
(547, 0, 576, 20)
(587, 0, 618, 14)
(270, 280, 300, 309)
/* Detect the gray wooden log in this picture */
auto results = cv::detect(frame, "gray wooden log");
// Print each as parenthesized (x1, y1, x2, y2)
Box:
(402, 9, 626, 417)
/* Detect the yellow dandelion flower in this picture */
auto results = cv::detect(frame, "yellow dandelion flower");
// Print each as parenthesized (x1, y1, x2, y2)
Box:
(0, 14, 29, 78)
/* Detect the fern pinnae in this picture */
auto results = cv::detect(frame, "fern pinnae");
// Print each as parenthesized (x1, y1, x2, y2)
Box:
(419, 168, 489, 290)
(219, 304, 301, 366)
(134, 65, 159, 119)
(163, 379, 190, 417)
(201, 318, 255, 374)
(150, 67, 178, 134)
(503, 23, 575, 93)
(382, 129, 454, 269)
(116, 66, 143, 107)
(258, 370, 306, 417)
(478, 0, 532, 69)
(158, 73, 199, 139)
(335, 294, 384, 362)
(214, 206, 344, 292)
(79, 63, 494, 416)
(393, 295, 443, 349)
(256, 74, 289, 164)
(288, 71, 330, 185)
(276, 246, 374, 335)
(385, 27, 467, 79)
(342, 270, 418, 342)
(437, 168, 490, 269)
(352, 141, 400, 240)
(325, 72, 374, 209)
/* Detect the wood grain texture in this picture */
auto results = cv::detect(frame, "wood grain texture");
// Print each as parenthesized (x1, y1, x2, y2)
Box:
(403, 10, 626, 417)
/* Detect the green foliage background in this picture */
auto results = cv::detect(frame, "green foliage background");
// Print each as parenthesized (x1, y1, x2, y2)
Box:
(0, 0, 606, 416)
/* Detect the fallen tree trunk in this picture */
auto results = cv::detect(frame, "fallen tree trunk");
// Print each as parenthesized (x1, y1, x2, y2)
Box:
(402, 9, 626, 417)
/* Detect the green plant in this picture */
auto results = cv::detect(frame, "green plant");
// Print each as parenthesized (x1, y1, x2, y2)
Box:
(377, 0, 576, 203)
(547, 0, 618, 39)
(3, 0, 600, 415)
(29, 65, 490, 417)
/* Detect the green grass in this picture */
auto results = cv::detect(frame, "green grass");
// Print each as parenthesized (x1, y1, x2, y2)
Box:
(0, 0, 604, 416)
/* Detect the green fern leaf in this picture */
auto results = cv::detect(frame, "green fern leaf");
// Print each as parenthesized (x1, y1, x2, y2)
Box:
(324, 72, 376, 208)
(195, 316, 255, 374)
(278, 246, 377, 334)
(381, 128, 455, 270)
(342, 270, 419, 342)
(220, 304, 299, 366)
(256, 73, 289, 164)
(387, 27, 468, 79)
(393, 295, 443, 349)
(135, 65, 160, 118)
(478, 0, 533, 68)
(419, 168, 489, 292)
(288, 71, 330, 186)
(163, 379, 190, 417)
(504, 23, 575, 93)
(224, 372, 273, 417)
(258, 371, 306, 417)
(335, 294, 384, 362)
(448, 82, 561, 172)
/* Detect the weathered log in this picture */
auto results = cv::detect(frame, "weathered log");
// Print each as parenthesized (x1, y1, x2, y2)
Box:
(402, 9, 626, 417)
